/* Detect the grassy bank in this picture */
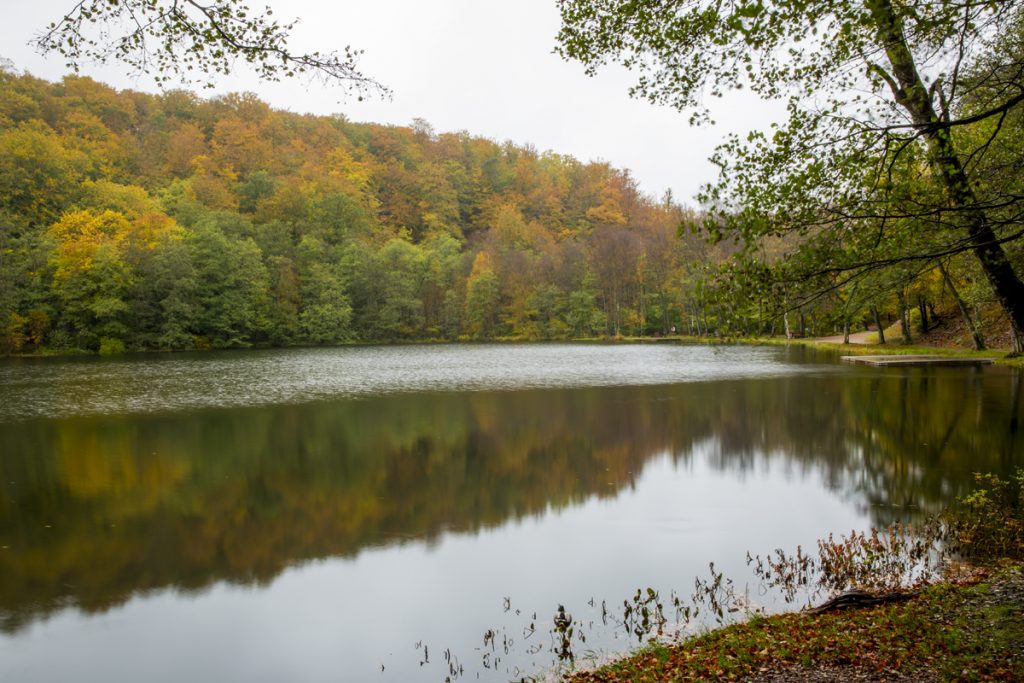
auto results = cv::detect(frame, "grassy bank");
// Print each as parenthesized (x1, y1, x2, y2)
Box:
(786, 338, 1024, 368)
(567, 563, 1024, 682)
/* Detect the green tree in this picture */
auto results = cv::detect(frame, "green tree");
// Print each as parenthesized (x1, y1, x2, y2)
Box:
(296, 236, 353, 344)
(375, 238, 426, 339)
(0, 121, 86, 227)
(48, 210, 134, 350)
(419, 234, 465, 335)
(298, 262, 353, 344)
(140, 235, 197, 349)
(529, 284, 568, 339)
(557, 0, 1024, 349)
(0, 209, 46, 350)
(264, 255, 301, 345)
(566, 271, 604, 338)
(237, 170, 275, 214)
(465, 252, 501, 339)
(187, 217, 267, 347)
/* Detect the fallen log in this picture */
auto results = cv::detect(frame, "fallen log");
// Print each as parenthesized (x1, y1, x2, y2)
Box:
(805, 589, 918, 615)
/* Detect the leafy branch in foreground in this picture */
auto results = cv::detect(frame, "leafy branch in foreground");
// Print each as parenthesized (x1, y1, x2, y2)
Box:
(557, 0, 1024, 350)
(33, 0, 387, 96)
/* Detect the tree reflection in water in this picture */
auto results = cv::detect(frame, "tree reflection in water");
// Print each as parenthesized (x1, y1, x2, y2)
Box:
(0, 365, 1021, 633)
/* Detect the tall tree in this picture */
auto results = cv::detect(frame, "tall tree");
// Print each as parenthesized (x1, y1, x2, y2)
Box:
(187, 216, 268, 346)
(557, 0, 1024, 350)
(48, 210, 134, 349)
(465, 252, 501, 338)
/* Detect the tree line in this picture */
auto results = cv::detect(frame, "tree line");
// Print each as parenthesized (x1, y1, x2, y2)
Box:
(2, 48, 1021, 354)
(0, 67, 749, 354)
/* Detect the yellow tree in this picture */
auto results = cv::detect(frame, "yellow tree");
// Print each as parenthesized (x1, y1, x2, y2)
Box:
(465, 251, 501, 339)
(48, 209, 134, 350)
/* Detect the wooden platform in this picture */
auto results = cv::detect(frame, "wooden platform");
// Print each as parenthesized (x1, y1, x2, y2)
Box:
(841, 354, 996, 367)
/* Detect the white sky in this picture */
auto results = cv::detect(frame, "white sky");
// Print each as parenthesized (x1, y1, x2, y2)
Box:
(1, 1, 784, 203)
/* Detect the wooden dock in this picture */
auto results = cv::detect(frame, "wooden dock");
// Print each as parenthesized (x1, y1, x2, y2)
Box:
(841, 355, 996, 367)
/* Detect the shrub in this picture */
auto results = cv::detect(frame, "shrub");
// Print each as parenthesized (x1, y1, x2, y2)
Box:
(944, 469, 1024, 561)
(98, 337, 125, 356)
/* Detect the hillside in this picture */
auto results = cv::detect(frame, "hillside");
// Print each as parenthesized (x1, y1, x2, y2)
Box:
(0, 69, 720, 354)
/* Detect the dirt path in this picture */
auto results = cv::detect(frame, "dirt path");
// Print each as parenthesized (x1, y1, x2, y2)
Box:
(812, 330, 877, 345)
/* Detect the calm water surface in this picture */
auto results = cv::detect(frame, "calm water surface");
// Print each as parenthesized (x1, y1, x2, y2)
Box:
(0, 343, 1021, 682)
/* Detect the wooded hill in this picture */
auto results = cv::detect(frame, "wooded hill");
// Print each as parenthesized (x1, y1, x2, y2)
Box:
(0, 68, 736, 353)
(1, 67, 1015, 354)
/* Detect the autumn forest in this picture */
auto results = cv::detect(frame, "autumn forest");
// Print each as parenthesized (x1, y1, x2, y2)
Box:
(2, 52, 1020, 357)
(0, 67, 741, 354)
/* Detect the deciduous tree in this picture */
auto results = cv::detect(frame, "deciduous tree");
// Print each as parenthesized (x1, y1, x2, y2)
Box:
(557, 0, 1024, 349)
(35, 1, 385, 95)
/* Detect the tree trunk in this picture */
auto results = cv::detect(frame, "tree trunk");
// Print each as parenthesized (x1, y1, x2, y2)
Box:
(660, 290, 669, 334)
(917, 296, 928, 334)
(871, 305, 886, 345)
(613, 292, 620, 337)
(843, 318, 850, 344)
(896, 290, 913, 344)
(1010, 369, 1020, 439)
(868, 0, 1024, 340)
(937, 260, 985, 350)
(638, 282, 646, 334)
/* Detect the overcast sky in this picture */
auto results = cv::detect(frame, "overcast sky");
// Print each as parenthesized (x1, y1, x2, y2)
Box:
(2, 1, 784, 203)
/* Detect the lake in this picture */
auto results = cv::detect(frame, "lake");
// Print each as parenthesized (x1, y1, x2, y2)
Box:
(1, 343, 1021, 682)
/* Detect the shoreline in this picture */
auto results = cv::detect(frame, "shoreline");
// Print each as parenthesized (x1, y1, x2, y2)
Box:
(565, 563, 1024, 682)
(3, 334, 1022, 367)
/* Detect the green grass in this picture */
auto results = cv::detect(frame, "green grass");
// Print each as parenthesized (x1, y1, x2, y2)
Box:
(787, 337, 1023, 367)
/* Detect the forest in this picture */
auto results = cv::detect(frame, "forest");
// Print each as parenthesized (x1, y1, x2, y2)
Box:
(0, 62, 1018, 354)
(0, 67, 722, 354)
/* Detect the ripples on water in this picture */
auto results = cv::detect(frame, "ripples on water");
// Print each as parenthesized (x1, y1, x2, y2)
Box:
(0, 343, 822, 420)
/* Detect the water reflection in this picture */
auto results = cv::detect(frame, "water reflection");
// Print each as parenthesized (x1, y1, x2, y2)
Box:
(1, 362, 1020, 638)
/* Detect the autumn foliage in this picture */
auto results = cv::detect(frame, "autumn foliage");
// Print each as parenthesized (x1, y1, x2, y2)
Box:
(0, 68, 723, 353)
